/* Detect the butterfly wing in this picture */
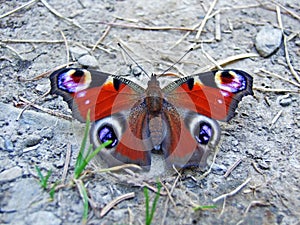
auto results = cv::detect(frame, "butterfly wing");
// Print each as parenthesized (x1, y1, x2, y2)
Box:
(160, 70, 253, 167)
(50, 68, 151, 167)
(163, 70, 253, 121)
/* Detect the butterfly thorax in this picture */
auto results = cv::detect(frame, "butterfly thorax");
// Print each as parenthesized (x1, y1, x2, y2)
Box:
(145, 75, 164, 114)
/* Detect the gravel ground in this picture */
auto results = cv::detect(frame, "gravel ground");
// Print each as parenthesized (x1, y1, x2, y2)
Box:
(0, 0, 300, 224)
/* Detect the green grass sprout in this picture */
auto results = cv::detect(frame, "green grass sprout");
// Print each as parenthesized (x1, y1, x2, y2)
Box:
(35, 165, 52, 190)
(144, 182, 162, 225)
(74, 110, 112, 179)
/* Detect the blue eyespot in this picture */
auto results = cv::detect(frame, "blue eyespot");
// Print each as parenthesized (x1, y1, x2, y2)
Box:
(98, 125, 118, 148)
(196, 122, 212, 145)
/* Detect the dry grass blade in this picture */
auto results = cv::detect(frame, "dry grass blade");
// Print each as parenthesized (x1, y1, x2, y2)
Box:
(0, 39, 65, 44)
(212, 177, 251, 203)
(215, 13, 221, 41)
(18, 96, 73, 121)
(40, 0, 86, 31)
(98, 21, 196, 32)
(61, 143, 72, 184)
(270, 110, 283, 128)
(100, 192, 135, 217)
(244, 200, 270, 216)
(270, 0, 300, 20)
(195, 0, 218, 41)
(19, 63, 74, 81)
(198, 147, 219, 181)
(224, 158, 243, 178)
(195, 53, 259, 73)
(161, 172, 181, 225)
(60, 30, 70, 66)
(259, 69, 300, 88)
(276, 6, 300, 83)
(254, 87, 300, 93)
(92, 19, 116, 51)
(0, 42, 24, 60)
(0, 0, 38, 19)
(92, 164, 142, 173)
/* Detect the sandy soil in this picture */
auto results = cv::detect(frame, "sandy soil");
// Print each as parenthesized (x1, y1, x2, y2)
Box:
(0, 0, 300, 224)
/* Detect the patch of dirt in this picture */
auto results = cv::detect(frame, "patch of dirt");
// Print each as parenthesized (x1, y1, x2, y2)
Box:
(0, 0, 300, 224)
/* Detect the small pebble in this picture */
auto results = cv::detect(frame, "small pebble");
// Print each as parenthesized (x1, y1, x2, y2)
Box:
(78, 55, 99, 68)
(69, 46, 89, 59)
(5, 139, 14, 152)
(277, 94, 292, 107)
(35, 83, 48, 93)
(211, 163, 227, 175)
(255, 25, 282, 57)
(25, 134, 42, 147)
(0, 166, 22, 182)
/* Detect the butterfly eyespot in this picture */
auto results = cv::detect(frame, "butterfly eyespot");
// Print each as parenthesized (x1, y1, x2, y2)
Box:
(195, 122, 213, 145)
(57, 68, 92, 93)
(215, 70, 247, 93)
(98, 125, 119, 148)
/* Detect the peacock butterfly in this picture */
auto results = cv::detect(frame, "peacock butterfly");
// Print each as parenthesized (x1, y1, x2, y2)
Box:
(50, 67, 253, 169)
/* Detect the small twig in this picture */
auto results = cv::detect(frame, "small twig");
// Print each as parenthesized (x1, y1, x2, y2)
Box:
(127, 207, 134, 225)
(215, 13, 221, 41)
(0, 0, 38, 19)
(201, 45, 223, 70)
(60, 31, 70, 67)
(16, 90, 50, 121)
(270, 0, 300, 21)
(195, 0, 218, 41)
(61, 143, 72, 184)
(100, 192, 135, 217)
(212, 177, 251, 203)
(243, 200, 270, 216)
(251, 161, 265, 176)
(98, 21, 197, 32)
(0, 39, 66, 44)
(276, 6, 300, 83)
(254, 87, 299, 93)
(224, 158, 243, 178)
(19, 63, 73, 81)
(259, 69, 300, 88)
(18, 96, 73, 121)
(161, 172, 181, 225)
(92, 18, 116, 51)
(40, 0, 86, 31)
(194, 52, 259, 73)
(170, 22, 203, 50)
(142, 182, 167, 196)
(270, 110, 283, 128)
(198, 147, 219, 181)
(91, 164, 142, 174)
(0, 42, 24, 60)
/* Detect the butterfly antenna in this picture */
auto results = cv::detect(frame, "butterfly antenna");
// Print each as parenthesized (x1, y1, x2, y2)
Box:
(159, 47, 194, 76)
(117, 43, 150, 78)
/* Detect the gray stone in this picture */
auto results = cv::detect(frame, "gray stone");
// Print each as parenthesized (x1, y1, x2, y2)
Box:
(211, 163, 227, 175)
(0, 166, 22, 182)
(255, 26, 282, 57)
(277, 94, 293, 107)
(4, 138, 14, 152)
(69, 46, 89, 59)
(78, 54, 99, 68)
(2, 178, 41, 211)
(25, 134, 42, 147)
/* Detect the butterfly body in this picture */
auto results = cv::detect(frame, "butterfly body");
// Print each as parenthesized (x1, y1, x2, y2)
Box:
(50, 68, 253, 169)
